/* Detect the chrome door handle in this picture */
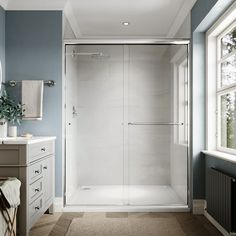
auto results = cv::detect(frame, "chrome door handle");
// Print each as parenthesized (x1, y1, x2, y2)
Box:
(128, 122, 184, 125)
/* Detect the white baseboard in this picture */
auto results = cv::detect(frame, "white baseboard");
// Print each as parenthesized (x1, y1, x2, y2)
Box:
(54, 197, 63, 212)
(192, 199, 206, 215)
(193, 200, 235, 236)
(204, 210, 231, 236)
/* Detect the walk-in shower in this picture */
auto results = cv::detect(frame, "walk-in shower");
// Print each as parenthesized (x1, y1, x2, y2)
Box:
(65, 41, 190, 210)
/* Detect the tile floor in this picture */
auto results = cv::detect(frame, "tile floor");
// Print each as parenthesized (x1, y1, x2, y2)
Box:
(30, 212, 223, 236)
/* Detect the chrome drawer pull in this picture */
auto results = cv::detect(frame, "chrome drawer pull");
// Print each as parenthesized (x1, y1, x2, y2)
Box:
(43, 166, 47, 170)
(35, 206, 40, 211)
(35, 188, 40, 192)
(41, 147, 46, 152)
(34, 170, 40, 174)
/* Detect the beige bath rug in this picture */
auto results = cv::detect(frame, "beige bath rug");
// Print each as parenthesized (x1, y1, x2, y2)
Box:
(66, 217, 185, 236)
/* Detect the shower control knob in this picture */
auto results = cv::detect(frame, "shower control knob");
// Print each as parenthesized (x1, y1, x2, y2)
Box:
(72, 106, 78, 118)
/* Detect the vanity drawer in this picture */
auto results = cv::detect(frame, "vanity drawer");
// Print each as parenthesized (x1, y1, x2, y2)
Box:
(28, 141, 54, 162)
(29, 178, 43, 204)
(29, 196, 43, 228)
(29, 161, 43, 183)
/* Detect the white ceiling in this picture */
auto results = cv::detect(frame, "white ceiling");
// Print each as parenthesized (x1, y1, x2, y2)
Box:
(0, 0, 197, 39)
(68, 0, 193, 38)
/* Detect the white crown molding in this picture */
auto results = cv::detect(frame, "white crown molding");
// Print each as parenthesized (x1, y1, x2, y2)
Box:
(64, 0, 81, 39)
(0, 0, 8, 9)
(167, 0, 197, 38)
(5, 0, 66, 10)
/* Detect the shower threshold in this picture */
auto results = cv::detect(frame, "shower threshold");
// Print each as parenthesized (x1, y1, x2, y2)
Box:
(65, 185, 189, 212)
(63, 205, 190, 213)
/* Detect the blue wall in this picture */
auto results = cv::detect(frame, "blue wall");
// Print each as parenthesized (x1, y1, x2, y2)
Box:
(191, 0, 218, 200)
(191, 31, 207, 199)
(0, 6, 5, 83)
(5, 11, 63, 197)
(191, 0, 234, 199)
(191, 0, 218, 32)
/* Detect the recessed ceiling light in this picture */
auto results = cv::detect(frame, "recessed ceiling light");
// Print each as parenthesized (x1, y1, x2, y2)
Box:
(122, 22, 130, 26)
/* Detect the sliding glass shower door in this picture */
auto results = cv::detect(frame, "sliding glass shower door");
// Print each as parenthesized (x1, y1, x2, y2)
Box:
(127, 45, 188, 205)
(65, 43, 189, 207)
(65, 45, 125, 205)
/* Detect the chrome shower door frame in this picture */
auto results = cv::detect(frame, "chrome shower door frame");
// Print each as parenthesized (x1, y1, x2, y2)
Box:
(63, 39, 192, 211)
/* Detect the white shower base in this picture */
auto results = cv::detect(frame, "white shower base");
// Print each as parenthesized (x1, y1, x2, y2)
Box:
(67, 185, 186, 206)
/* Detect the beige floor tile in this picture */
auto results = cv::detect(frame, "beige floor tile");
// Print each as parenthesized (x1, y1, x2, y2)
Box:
(106, 212, 128, 218)
(83, 212, 106, 218)
(30, 213, 62, 236)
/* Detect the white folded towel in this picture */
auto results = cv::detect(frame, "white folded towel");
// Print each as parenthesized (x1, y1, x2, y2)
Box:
(22, 80, 44, 120)
(0, 177, 21, 208)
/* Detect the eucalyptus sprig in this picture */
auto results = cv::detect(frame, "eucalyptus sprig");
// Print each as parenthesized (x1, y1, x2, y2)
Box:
(0, 91, 25, 125)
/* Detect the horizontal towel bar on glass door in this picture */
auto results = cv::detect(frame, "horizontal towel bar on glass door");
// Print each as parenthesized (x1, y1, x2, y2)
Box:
(128, 122, 184, 126)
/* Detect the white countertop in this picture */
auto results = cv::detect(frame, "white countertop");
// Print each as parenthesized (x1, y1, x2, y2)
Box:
(0, 136, 56, 145)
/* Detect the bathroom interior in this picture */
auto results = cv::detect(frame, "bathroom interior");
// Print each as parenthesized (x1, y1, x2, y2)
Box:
(0, 0, 236, 235)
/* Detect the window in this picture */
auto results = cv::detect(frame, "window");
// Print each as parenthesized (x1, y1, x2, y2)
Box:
(217, 23, 236, 152)
(172, 47, 188, 146)
(206, 2, 236, 154)
(178, 59, 188, 145)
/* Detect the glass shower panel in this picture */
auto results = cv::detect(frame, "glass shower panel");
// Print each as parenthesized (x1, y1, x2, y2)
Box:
(128, 45, 188, 206)
(65, 43, 189, 207)
(65, 45, 125, 205)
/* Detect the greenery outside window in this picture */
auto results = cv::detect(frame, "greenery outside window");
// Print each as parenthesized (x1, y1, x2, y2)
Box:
(217, 22, 236, 153)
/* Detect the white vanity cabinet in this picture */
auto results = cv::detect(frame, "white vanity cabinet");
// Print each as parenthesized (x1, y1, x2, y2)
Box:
(0, 137, 55, 236)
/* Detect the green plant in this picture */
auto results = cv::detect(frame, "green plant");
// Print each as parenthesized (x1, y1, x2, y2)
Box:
(0, 91, 25, 125)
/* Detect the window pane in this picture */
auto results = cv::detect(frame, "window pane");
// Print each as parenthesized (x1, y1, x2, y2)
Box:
(221, 92, 236, 149)
(221, 27, 236, 57)
(221, 53, 236, 87)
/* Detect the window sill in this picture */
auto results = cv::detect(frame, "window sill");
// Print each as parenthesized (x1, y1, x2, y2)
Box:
(202, 150, 236, 163)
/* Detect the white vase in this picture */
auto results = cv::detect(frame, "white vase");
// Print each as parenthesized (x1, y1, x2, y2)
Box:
(8, 126, 17, 137)
(0, 119, 7, 138)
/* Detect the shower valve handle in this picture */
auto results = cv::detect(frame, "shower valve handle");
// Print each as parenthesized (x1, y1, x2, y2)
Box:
(72, 106, 78, 118)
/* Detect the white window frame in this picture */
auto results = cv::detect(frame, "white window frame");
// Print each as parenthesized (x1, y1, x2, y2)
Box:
(171, 47, 188, 146)
(216, 21, 236, 154)
(206, 2, 236, 154)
